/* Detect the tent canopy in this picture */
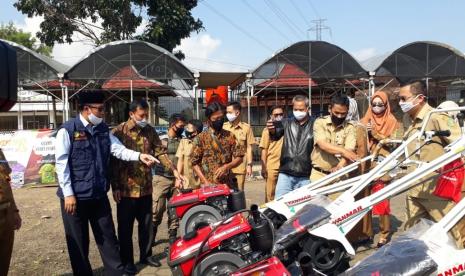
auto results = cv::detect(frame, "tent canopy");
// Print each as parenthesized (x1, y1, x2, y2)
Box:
(0, 39, 68, 87)
(64, 40, 194, 90)
(372, 41, 465, 81)
(252, 41, 367, 81)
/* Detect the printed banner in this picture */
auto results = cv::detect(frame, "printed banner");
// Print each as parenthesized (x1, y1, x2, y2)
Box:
(0, 130, 57, 188)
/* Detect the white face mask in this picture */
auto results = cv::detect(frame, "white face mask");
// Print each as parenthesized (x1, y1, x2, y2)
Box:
(88, 112, 103, 125)
(134, 118, 148, 128)
(293, 110, 307, 121)
(399, 95, 420, 113)
(226, 113, 238, 122)
(372, 105, 386, 115)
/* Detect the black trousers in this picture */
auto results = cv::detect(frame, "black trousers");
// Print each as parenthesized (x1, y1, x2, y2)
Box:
(60, 196, 124, 276)
(117, 195, 153, 265)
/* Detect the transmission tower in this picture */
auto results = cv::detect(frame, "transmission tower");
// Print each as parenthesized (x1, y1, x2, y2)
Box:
(308, 19, 331, 40)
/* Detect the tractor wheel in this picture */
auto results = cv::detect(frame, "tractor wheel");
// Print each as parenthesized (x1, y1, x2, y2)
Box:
(180, 204, 222, 236)
(192, 252, 245, 276)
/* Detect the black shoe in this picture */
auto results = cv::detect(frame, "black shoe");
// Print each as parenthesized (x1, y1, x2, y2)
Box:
(124, 263, 137, 275)
(169, 229, 177, 244)
(140, 256, 162, 267)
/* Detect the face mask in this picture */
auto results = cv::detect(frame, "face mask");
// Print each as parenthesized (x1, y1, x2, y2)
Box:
(273, 115, 283, 122)
(211, 117, 224, 131)
(175, 127, 184, 137)
(399, 95, 420, 113)
(372, 106, 386, 115)
(331, 114, 346, 126)
(226, 113, 238, 122)
(88, 112, 103, 125)
(185, 130, 196, 139)
(293, 111, 307, 121)
(132, 116, 148, 128)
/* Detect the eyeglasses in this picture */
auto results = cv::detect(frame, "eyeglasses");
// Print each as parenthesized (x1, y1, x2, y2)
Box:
(87, 105, 105, 112)
(371, 103, 385, 107)
(272, 113, 284, 117)
(399, 95, 417, 102)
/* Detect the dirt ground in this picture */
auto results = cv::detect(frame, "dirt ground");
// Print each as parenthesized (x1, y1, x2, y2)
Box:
(8, 178, 407, 276)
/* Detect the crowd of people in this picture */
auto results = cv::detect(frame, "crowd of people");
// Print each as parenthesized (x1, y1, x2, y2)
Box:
(1, 79, 465, 276)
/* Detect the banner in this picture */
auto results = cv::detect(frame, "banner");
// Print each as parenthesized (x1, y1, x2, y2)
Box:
(0, 130, 57, 188)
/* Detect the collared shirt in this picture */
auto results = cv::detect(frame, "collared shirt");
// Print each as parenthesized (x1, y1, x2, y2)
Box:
(311, 115, 357, 172)
(259, 128, 283, 171)
(0, 148, 16, 211)
(404, 104, 461, 198)
(55, 114, 141, 197)
(110, 119, 171, 198)
(191, 128, 245, 184)
(176, 138, 199, 189)
(223, 121, 255, 174)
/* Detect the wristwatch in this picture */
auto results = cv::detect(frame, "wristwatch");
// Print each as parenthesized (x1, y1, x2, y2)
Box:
(247, 163, 252, 167)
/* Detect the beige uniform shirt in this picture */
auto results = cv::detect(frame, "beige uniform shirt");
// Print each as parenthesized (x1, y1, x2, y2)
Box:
(259, 128, 283, 171)
(404, 104, 461, 199)
(223, 121, 255, 174)
(311, 115, 357, 172)
(176, 138, 199, 189)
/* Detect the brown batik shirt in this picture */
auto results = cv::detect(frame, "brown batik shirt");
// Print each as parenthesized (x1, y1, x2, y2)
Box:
(191, 127, 245, 184)
(110, 119, 172, 198)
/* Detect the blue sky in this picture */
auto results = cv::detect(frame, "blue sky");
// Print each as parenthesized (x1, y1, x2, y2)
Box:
(2, 0, 465, 71)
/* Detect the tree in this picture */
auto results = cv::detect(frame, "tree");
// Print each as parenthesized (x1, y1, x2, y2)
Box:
(14, 0, 204, 59)
(0, 22, 52, 56)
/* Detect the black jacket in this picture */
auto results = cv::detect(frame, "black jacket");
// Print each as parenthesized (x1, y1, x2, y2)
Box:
(272, 117, 314, 177)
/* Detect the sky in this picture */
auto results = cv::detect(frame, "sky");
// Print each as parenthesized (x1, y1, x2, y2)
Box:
(2, 0, 465, 72)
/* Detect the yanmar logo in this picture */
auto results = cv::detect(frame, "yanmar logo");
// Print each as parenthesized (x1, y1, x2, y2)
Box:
(438, 262, 465, 276)
(331, 206, 363, 225)
(285, 195, 312, 207)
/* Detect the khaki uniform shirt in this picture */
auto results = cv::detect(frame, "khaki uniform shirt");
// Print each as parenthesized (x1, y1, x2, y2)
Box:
(0, 148, 16, 212)
(176, 138, 199, 189)
(259, 128, 283, 171)
(223, 121, 255, 174)
(311, 115, 357, 172)
(110, 119, 171, 198)
(404, 104, 461, 199)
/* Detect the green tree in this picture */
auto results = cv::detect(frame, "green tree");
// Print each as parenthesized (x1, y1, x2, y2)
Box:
(0, 22, 52, 56)
(14, 0, 204, 59)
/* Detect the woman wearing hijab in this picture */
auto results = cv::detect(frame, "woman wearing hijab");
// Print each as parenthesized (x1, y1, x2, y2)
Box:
(361, 90, 403, 247)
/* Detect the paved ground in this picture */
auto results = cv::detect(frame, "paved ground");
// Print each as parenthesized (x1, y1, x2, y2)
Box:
(8, 178, 407, 275)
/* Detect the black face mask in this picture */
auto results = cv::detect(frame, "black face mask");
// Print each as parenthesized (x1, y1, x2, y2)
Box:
(331, 115, 346, 126)
(175, 127, 184, 137)
(211, 117, 224, 131)
(185, 130, 196, 139)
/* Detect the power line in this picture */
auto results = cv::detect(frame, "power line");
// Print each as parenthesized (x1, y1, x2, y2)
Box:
(241, 0, 293, 43)
(263, 0, 303, 39)
(306, 0, 321, 18)
(201, 1, 275, 52)
(290, 0, 311, 27)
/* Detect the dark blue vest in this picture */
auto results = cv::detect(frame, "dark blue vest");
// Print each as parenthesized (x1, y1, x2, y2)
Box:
(57, 117, 111, 200)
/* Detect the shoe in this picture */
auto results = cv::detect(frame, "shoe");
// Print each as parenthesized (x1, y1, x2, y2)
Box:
(353, 237, 373, 248)
(169, 229, 177, 245)
(140, 256, 162, 267)
(377, 238, 389, 248)
(123, 263, 137, 275)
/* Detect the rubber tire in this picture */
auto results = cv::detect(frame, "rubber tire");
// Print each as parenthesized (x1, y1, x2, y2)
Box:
(179, 204, 222, 236)
(192, 252, 246, 276)
(303, 236, 345, 273)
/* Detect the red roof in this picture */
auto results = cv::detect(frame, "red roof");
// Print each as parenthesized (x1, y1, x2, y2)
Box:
(257, 63, 317, 88)
(102, 66, 172, 91)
